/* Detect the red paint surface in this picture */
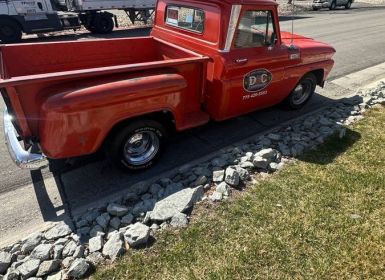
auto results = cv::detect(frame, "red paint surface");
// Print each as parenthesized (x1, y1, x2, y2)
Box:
(0, 0, 335, 159)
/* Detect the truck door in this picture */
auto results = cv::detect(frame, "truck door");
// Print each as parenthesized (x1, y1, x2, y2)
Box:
(222, 8, 293, 118)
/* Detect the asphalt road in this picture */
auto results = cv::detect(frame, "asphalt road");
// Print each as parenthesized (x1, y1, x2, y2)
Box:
(1, 6, 385, 198)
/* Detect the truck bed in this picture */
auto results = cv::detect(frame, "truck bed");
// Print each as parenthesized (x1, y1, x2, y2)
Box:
(0, 37, 202, 80)
(0, 37, 209, 150)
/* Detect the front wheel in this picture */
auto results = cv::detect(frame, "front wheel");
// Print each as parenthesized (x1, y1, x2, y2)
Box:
(345, 1, 352, 9)
(106, 120, 167, 171)
(93, 13, 114, 34)
(0, 18, 22, 43)
(284, 73, 317, 110)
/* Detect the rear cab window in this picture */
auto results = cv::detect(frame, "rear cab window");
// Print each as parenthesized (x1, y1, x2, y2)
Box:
(165, 6, 205, 33)
(234, 10, 276, 49)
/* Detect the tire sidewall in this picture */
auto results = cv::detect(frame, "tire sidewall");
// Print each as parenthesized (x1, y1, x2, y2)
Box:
(113, 122, 166, 171)
(287, 75, 317, 110)
(0, 19, 22, 43)
(94, 14, 113, 34)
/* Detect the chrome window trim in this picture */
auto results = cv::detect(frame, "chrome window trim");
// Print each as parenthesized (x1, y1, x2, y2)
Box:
(222, 5, 242, 52)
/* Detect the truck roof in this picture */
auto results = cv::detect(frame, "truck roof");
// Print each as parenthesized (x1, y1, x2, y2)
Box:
(186, 0, 278, 6)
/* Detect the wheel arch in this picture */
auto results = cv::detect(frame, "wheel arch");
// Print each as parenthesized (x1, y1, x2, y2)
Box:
(308, 69, 325, 87)
(102, 110, 176, 152)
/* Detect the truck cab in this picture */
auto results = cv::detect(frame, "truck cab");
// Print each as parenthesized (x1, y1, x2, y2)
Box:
(0, 0, 335, 171)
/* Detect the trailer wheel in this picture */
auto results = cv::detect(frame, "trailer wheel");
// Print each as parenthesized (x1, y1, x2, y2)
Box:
(345, 1, 352, 9)
(0, 18, 22, 43)
(93, 13, 114, 34)
(329, 1, 337, 10)
(106, 120, 167, 171)
(284, 73, 317, 110)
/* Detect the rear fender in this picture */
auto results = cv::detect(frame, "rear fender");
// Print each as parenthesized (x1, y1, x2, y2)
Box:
(39, 73, 187, 158)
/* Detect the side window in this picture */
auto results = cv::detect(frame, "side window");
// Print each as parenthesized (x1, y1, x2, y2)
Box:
(234, 11, 275, 49)
(165, 6, 205, 33)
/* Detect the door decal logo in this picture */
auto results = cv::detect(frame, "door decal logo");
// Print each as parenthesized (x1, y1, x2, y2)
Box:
(243, 69, 272, 92)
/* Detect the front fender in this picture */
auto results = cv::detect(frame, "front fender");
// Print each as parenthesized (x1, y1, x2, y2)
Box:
(39, 73, 187, 158)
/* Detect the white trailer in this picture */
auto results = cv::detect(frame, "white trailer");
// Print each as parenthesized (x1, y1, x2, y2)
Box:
(0, 0, 155, 43)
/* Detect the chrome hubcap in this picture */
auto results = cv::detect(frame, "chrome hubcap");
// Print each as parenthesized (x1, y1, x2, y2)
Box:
(292, 82, 311, 105)
(124, 131, 160, 166)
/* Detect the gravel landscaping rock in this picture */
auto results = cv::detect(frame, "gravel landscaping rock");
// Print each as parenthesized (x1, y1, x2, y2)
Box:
(107, 203, 129, 217)
(89, 236, 103, 253)
(68, 258, 90, 279)
(150, 186, 204, 221)
(62, 241, 77, 258)
(86, 252, 105, 266)
(0, 251, 12, 274)
(46, 271, 63, 280)
(36, 260, 60, 277)
(21, 233, 42, 254)
(170, 213, 188, 228)
(44, 223, 72, 240)
(3, 268, 20, 280)
(124, 223, 150, 248)
(30, 244, 52, 261)
(121, 214, 134, 225)
(102, 233, 125, 261)
(17, 258, 40, 279)
(224, 167, 240, 186)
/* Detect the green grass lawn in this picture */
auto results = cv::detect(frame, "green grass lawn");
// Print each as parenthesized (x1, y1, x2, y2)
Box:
(93, 106, 385, 280)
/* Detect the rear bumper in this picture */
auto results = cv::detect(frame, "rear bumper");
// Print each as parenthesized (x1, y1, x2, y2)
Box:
(3, 109, 48, 170)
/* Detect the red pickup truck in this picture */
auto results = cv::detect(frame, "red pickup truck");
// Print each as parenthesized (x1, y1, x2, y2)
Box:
(1, 0, 335, 171)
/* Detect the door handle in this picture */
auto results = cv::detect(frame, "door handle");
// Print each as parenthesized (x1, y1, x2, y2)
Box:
(235, 58, 248, 64)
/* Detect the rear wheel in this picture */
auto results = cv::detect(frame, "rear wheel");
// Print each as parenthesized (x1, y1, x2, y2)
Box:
(106, 120, 167, 171)
(312, 7, 319, 11)
(330, 1, 337, 10)
(284, 73, 317, 110)
(0, 18, 22, 43)
(93, 13, 114, 34)
(345, 1, 352, 9)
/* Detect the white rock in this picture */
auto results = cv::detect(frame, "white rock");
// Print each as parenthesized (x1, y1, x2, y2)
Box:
(102, 232, 125, 261)
(254, 148, 278, 161)
(61, 257, 74, 269)
(124, 223, 150, 248)
(62, 241, 77, 258)
(209, 191, 223, 202)
(86, 252, 105, 266)
(107, 203, 129, 217)
(46, 271, 63, 280)
(3, 268, 20, 280)
(150, 186, 203, 222)
(0, 251, 12, 274)
(68, 258, 90, 279)
(21, 233, 42, 254)
(44, 223, 72, 240)
(212, 170, 225, 183)
(36, 260, 60, 277)
(224, 167, 240, 186)
(216, 182, 231, 196)
(252, 156, 270, 170)
(170, 213, 188, 228)
(89, 236, 104, 253)
(53, 245, 64, 260)
(30, 244, 52, 261)
(73, 245, 85, 258)
(17, 259, 40, 279)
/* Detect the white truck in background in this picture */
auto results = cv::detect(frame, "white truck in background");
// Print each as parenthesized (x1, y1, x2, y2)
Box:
(0, 0, 155, 43)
